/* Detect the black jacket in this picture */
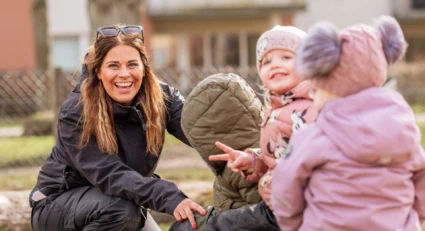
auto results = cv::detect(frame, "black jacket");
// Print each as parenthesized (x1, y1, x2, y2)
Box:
(31, 70, 190, 215)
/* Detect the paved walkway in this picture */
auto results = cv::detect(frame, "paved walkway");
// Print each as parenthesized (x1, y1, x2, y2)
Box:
(417, 113, 425, 123)
(0, 127, 23, 137)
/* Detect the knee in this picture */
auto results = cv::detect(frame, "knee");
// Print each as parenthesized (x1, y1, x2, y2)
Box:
(97, 198, 142, 230)
(112, 198, 142, 222)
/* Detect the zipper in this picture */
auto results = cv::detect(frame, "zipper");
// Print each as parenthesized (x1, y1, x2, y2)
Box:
(63, 172, 70, 190)
(133, 106, 147, 131)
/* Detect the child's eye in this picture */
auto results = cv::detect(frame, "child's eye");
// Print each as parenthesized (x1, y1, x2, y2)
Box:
(283, 55, 293, 60)
(262, 60, 271, 65)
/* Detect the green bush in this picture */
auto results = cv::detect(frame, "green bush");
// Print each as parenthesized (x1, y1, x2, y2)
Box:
(22, 110, 54, 136)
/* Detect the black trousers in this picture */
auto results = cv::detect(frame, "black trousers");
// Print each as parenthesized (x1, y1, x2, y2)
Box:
(31, 186, 143, 231)
(203, 201, 280, 231)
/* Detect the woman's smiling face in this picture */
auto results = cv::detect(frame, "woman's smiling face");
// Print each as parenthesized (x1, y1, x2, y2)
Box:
(97, 44, 144, 106)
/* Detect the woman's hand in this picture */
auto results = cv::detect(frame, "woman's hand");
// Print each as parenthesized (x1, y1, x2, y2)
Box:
(209, 141, 253, 172)
(173, 198, 206, 230)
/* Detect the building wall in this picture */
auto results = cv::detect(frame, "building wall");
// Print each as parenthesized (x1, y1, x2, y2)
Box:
(151, 14, 294, 68)
(393, 0, 425, 19)
(392, 0, 425, 38)
(392, 0, 425, 61)
(47, 0, 156, 70)
(294, 0, 392, 30)
(153, 17, 272, 35)
(47, 0, 90, 71)
(0, 0, 36, 71)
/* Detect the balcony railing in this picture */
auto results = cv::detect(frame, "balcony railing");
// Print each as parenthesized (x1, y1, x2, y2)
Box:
(147, 0, 305, 16)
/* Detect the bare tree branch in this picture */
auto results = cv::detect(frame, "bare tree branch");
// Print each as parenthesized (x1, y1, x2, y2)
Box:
(87, 0, 143, 42)
(32, 0, 50, 71)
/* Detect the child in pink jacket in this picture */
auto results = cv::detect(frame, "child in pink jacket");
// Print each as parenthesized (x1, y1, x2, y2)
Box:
(272, 16, 425, 231)
(207, 25, 317, 230)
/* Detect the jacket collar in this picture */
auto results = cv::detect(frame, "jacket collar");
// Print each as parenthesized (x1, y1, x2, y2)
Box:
(265, 81, 312, 109)
(112, 100, 144, 125)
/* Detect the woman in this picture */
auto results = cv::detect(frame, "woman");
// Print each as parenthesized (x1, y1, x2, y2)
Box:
(30, 25, 205, 231)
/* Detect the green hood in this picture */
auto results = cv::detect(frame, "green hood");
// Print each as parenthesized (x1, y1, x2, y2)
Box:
(181, 73, 263, 176)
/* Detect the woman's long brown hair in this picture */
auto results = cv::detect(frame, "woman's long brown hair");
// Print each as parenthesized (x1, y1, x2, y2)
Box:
(79, 33, 166, 156)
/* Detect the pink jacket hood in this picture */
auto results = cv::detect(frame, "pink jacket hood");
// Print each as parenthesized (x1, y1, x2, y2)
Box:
(316, 87, 419, 165)
(272, 87, 425, 231)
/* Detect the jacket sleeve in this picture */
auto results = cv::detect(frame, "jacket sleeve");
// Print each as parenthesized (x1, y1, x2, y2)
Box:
(58, 112, 187, 215)
(412, 145, 425, 222)
(162, 84, 191, 146)
(238, 179, 262, 205)
(271, 126, 327, 231)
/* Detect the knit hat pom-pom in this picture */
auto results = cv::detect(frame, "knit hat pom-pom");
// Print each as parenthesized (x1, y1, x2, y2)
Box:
(374, 15, 407, 65)
(295, 22, 342, 80)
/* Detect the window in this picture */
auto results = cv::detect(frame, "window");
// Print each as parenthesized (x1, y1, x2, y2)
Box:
(210, 33, 240, 66)
(412, 0, 425, 9)
(51, 36, 80, 71)
(189, 35, 204, 67)
(248, 34, 260, 66)
(225, 34, 240, 66)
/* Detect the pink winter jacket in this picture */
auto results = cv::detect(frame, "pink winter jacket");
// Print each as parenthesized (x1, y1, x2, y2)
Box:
(272, 87, 425, 231)
(251, 81, 317, 209)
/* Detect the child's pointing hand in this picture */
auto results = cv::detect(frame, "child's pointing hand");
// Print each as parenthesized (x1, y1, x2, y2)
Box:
(209, 141, 254, 172)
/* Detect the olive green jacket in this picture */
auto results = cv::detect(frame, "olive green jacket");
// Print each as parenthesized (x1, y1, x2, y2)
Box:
(181, 73, 263, 213)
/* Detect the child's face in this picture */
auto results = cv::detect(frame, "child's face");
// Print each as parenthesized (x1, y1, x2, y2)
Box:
(259, 49, 299, 95)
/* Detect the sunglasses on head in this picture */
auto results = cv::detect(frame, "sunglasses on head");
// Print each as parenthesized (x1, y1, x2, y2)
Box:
(96, 25, 144, 42)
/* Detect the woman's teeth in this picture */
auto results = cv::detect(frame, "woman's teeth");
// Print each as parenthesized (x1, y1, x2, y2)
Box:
(115, 83, 132, 87)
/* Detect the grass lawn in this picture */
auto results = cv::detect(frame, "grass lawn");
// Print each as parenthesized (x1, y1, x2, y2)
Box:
(0, 133, 210, 190)
(156, 168, 214, 182)
(412, 104, 425, 114)
(419, 122, 425, 148)
(0, 170, 38, 190)
(0, 132, 193, 167)
(0, 118, 25, 128)
(158, 222, 173, 231)
(0, 136, 54, 167)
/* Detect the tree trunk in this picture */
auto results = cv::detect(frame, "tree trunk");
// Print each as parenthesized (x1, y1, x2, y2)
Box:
(87, 0, 143, 43)
(32, 0, 50, 71)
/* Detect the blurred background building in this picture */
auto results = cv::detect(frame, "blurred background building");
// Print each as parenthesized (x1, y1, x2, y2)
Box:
(0, 0, 424, 130)
(1, 0, 425, 72)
